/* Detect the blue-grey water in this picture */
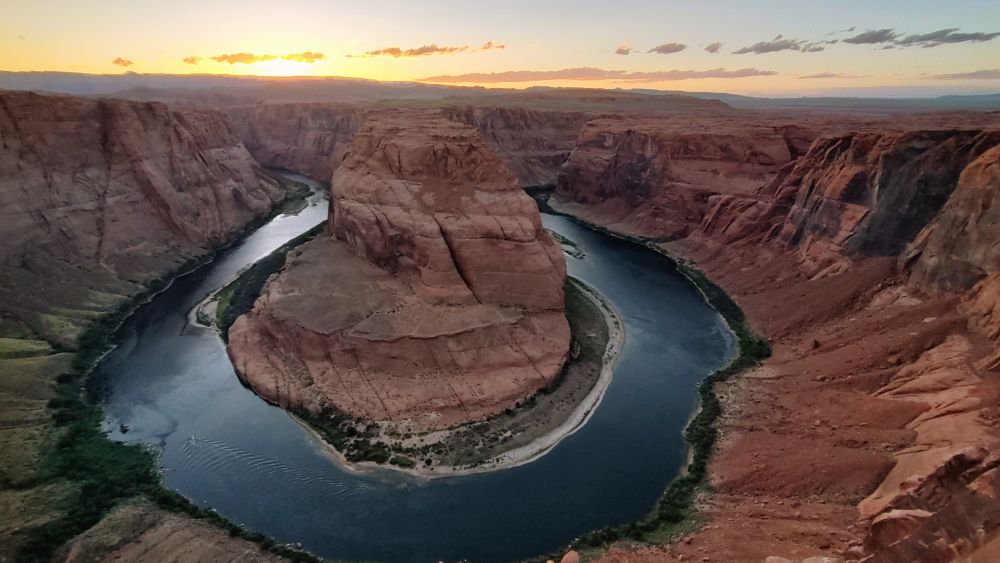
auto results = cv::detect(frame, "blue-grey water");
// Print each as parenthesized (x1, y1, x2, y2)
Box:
(99, 175, 735, 562)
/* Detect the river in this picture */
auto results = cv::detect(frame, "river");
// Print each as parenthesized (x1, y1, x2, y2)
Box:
(98, 173, 736, 562)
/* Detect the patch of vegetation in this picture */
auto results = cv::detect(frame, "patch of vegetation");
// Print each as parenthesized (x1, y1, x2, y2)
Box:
(0, 338, 52, 360)
(293, 406, 421, 465)
(272, 179, 313, 216)
(548, 229, 586, 259)
(13, 184, 325, 563)
(216, 223, 325, 337)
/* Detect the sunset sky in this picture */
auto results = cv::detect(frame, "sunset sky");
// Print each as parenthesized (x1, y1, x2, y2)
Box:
(2, 0, 999, 96)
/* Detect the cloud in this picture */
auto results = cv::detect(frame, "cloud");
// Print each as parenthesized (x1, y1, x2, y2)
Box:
(733, 35, 806, 54)
(704, 42, 722, 53)
(648, 42, 686, 55)
(211, 52, 277, 64)
(480, 41, 505, 50)
(282, 51, 325, 62)
(350, 44, 468, 57)
(615, 43, 633, 55)
(206, 52, 326, 64)
(932, 68, 1000, 79)
(826, 26, 856, 36)
(182, 56, 201, 65)
(17, 35, 25, 40)
(843, 28, 899, 44)
(896, 28, 1000, 47)
(420, 66, 778, 83)
(112, 57, 134, 67)
(734, 34, 835, 54)
(798, 71, 864, 79)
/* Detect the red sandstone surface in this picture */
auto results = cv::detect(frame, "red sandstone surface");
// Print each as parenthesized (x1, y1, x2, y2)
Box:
(549, 121, 1000, 561)
(0, 90, 286, 346)
(227, 110, 570, 431)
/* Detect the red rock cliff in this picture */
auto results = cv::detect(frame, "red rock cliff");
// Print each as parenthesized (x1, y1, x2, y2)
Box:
(442, 106, 588, 187)
(227, 110, 570, 431)
(554, 116, 814, 238)
(554, 122, 1000, 562)
(0, 91, 285, 345)
(222, 103, 362, 180)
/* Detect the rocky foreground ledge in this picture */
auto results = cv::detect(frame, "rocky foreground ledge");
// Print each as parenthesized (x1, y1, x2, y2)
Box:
(228, 110, 572, 439)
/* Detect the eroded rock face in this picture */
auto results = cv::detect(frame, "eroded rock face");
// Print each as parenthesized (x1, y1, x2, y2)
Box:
(909, 143, 1000, 293)
(554, 121, 1000, 562)
(554, 117, 813, 238)
(222, 103, 362, 180)
(774, 131, 1000, 278)
(443, 106, 588, 187)
(228, 110, 569, 430)
(0, 91, 285, 345)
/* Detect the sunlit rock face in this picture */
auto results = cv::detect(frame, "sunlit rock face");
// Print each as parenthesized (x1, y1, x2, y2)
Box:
(0, 90, 285, 345)
(228, 110, 570, 431)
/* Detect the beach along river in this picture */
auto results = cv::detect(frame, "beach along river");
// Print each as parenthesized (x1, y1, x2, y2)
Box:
(98, 173, 736, 562)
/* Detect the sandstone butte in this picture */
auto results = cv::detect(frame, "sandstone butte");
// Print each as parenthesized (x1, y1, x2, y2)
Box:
(548, 119, 1000, 562)
(227, 110, 570, 431)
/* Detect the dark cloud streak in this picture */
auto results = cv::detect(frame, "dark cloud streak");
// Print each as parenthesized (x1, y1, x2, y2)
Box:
(843, 28, 899, 44)
(733, 35, 829, 54)
(897, 28, 1000, 47)
(420, 66, 778, 83)
(350, 42, 503, 58)
(648, 42, 686, 54)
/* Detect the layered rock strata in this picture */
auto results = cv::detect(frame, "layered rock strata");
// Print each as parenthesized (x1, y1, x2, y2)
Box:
(0, 90, 286, 345)
(549, 125, 1000, 561)
(0, 90, 289, 559)
(442, 106, 588, 187)
(222, 104, 362, 180)
(228, 110, 570, 431)
(554, 117, 816, 238)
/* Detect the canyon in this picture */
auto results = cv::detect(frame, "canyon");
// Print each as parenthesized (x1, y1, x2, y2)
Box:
(0, 90, 295, 560)
(2, 79, 1000, 562)
(550, 120, 1000, 561)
